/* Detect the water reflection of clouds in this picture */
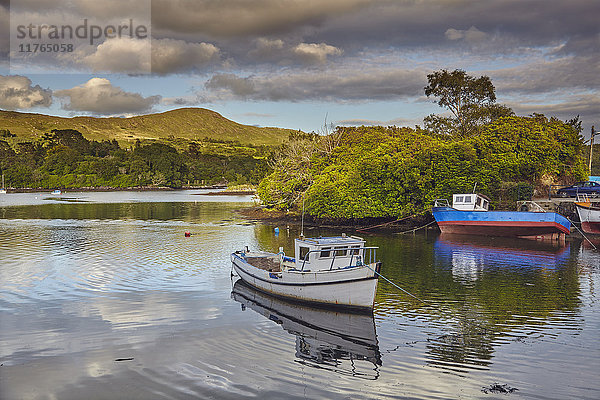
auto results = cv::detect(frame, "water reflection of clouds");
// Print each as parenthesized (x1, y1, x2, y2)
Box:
(0, 217, 256, 302)
(0, 292, 265, 400)
(0, 190, 253, 207)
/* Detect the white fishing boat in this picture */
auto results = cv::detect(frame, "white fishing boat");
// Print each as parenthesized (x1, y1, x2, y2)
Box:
(575, 195, 600, 234)
(231, 234, 381, 310)
(51, 189, 62, 195)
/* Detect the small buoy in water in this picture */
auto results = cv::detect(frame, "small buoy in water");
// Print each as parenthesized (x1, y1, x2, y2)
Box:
(185, 231, 191, 237)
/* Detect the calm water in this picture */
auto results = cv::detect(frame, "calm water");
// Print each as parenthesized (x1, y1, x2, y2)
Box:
(1, 191, 599, 399)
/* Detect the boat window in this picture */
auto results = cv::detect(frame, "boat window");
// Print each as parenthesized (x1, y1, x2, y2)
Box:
(320, 247, 331, 258)
(299, 246, 310, 261)
(464, 195, 472, 203)
(483, 200, 488, 209)
(349, 246, 360, 255)
(455, 196, 464, 203)
(334, 246, 347, 257)
(476, 197, 482, 207)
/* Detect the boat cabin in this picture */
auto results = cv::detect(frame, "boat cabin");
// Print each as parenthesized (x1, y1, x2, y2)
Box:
(452, 193, 489, 211)
(294, 235, 368, 271)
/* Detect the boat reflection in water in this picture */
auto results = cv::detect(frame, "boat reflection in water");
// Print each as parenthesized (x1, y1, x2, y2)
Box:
(434, 234, 571, 282)
(231, 280, 382, 379)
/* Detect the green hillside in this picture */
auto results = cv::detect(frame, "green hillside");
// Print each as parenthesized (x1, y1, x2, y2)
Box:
(0, 108, 295, 146)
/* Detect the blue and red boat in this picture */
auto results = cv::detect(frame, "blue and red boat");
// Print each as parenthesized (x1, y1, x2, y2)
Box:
(432, 193, 571, 238)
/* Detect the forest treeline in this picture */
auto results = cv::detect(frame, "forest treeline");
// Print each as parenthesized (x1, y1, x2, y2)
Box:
(0, 128, 272, 189)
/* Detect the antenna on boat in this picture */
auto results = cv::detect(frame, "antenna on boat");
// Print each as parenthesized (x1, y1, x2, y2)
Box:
(300, 191, 306, 239)
(472, 182, 477, 193)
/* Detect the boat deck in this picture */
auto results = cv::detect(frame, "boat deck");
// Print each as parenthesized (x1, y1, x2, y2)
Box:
(245, 256, 281, 272)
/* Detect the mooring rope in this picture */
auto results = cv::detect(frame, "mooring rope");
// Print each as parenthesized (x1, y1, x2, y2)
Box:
(395, 220, 437, 235)
(356, 214, 418, 232)
(566, 216, 597, 250)
(364, 264, 429, 304)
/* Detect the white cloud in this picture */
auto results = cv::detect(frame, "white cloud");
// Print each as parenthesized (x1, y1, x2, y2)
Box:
(248, 38, 285, 60)
(54, 77, 160, 115)
(204, 68, 424, 102)
(81, 38, 151, 74)
(292, 42, 342, 64)
(0, 74, 52, 109)
(508, 93, 600, 125)
(445, 26, 488, 42)
(151, 38, 220, 74)
(491, 55, 600, 93)
(205, 74, 255, 98)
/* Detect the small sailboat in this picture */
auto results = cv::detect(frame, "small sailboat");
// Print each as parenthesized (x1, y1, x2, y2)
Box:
(0, 173, 6, 194)
(231, 235, 381, 310)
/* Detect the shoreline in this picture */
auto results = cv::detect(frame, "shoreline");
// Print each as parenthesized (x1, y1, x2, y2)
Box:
(238, 206, 435, 231)
(1, 185, 228, 194)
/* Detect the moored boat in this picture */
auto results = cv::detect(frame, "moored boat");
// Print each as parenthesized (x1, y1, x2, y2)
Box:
(432, 193, 570, 238)
(231, 235, 381, 310)
(575, 195, 600, 234)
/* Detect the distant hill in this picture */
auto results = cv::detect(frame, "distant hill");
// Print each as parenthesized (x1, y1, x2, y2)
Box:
(0, 108, 296, 146)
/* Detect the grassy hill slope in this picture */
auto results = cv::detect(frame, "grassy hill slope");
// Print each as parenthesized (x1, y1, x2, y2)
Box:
(0, 108, 296, 145)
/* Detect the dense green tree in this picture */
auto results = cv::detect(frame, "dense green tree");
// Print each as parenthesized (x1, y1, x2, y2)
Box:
(43, 129, 91, 154)
(42, 145, 81, 175)
(133, 143, 188, 186)
(0, 129, 15, 138)
(259, 116, 587, 219)
(424, 69, 513, 137)
(0, 140, 16, 172)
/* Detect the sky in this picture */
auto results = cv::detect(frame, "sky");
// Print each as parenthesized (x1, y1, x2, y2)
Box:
(0, 0, 599, 138)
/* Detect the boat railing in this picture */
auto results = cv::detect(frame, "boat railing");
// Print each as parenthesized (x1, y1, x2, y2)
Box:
(517, 200, 547, 212)
(299, 246, 379, 271)
(433, 199, 450, 207)
(577, 193, 590, 203)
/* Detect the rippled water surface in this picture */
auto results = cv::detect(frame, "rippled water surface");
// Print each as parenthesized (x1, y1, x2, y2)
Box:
(1, 191, 599, 399)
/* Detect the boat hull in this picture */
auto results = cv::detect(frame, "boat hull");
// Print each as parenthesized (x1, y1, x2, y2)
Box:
(432, 207, 571, 237)
(231, 253, 379, 310)
(576, 203, 600, 234)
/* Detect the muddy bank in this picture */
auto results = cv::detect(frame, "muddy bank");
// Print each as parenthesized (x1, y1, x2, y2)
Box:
(238, 206, 436, 232)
